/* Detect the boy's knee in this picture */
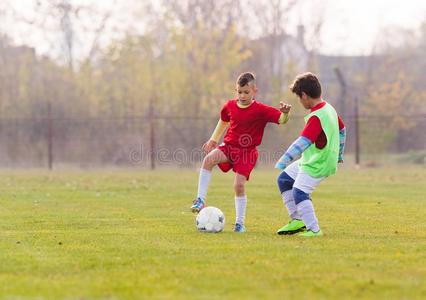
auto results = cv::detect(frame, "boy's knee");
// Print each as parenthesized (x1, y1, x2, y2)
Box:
(202, 155, 216, 168)
(277, 172, 294, 193)
(234, 181, 245, 194)
(293, 187, 310, 205)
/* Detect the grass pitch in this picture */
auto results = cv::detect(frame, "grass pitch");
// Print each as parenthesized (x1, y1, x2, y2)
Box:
(0, 166, 425, 299)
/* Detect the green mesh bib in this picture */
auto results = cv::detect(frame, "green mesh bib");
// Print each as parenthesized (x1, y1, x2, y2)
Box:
(300, 103, 339, 178)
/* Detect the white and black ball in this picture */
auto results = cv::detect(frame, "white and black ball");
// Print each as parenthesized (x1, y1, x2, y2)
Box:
(196, 206, 225, 233)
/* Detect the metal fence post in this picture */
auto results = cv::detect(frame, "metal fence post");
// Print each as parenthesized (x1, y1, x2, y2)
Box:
(47, 101, 53, 170)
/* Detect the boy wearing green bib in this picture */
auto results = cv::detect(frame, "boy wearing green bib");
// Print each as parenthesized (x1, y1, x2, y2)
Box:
(275, 73, 346, 237)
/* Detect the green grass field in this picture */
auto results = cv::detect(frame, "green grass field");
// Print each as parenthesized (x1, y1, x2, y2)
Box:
(1, 166, 426, 299)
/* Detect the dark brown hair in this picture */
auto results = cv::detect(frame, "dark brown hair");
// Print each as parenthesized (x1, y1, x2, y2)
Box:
(290, 72, 322, 98)
(237, 72, 256, 87)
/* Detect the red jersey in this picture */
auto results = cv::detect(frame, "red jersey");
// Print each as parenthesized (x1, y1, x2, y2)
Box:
(301, 101, 345, 149)
(220, 99, 281, 148)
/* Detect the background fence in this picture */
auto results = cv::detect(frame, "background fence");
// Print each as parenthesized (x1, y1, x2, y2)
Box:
(2, 111, 425, 169)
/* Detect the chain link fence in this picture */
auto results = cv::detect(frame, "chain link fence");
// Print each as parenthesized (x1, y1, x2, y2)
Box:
(1, 113, 425, 169)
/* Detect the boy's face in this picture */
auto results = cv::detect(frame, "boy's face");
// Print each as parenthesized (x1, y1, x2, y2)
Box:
(236, 84, 257, 106)
(299, 92, 311, 109)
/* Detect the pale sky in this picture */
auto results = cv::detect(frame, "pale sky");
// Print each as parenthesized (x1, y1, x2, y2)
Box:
(1, 0, 425, 59)
(315, 0, 426, 54)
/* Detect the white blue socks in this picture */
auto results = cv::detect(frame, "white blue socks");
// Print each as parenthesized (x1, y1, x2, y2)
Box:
(282, 190, 300, 220)
(197, 168, 212, 200)
(235, 195, 247, 225)
(197, 168, 247, 226)
(296, 200, 320, 232)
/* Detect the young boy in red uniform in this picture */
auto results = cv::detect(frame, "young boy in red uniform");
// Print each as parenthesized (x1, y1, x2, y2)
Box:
(191, 72, 292, 232)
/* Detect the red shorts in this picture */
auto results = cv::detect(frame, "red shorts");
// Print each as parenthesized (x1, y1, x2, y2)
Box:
(217, 143, 258, 180)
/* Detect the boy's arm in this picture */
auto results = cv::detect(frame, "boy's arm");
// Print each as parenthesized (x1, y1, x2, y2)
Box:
(275, 136, 312, 170)
(275, 116, 319, 169)
(338, 127, 346, 163)
(338, 116, 346, 163)
(210, 119, 229, 142)
(202, 119, 229, 154)
(264, 101, 291, 124)
(278, 102, 291, 124)
(278, 112, 290, 124)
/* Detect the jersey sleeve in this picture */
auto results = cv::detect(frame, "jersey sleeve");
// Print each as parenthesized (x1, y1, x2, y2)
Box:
(338, 115, 345, 130)
(262, 104, 282, 124)
(220, 102, 231, 122)
(300, 116, 323, 143)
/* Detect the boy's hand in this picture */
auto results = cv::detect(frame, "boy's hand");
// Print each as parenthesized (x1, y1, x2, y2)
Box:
(279, 102, 292, 114)
(202, 140, 218, 154)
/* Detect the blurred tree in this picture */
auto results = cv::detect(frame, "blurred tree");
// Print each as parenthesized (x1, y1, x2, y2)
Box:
(360, 21, 426, 155)
(0, 1, 424, 167)
(158, 0, 250, 116)
(7, 0, 115, 71)
(362, 72, 424, 154)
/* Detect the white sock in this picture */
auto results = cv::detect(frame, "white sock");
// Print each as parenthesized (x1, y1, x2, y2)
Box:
(282, 190, 300, 219)
(235, 195, 247, 225)
(296, 200, 320, 232)
(197, 169, 212, 200)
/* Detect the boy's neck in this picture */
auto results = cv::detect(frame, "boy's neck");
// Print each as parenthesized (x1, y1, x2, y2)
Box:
(310, 98, 323, 109)
(237, 99, 254, 108)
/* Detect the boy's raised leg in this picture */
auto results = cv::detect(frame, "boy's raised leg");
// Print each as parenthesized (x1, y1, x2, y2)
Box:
(191, 149, 228, 213)
(191, 168, 210, 212)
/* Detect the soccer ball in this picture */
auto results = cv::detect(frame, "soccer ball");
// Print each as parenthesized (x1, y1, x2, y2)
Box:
(196, 206, 225, 233)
